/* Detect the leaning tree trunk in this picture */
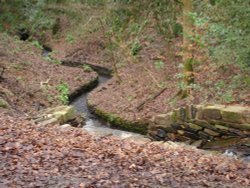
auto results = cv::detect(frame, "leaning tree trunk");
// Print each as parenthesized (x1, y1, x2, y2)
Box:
(179, 0, 194, 98)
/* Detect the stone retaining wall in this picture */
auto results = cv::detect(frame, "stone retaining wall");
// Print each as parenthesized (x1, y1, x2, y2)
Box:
(148, 105, 250, 148)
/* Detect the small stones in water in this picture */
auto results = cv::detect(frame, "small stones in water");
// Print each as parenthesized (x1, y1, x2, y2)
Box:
(156, 129, 167, 138)
(191, 140, 204, 148)
(223, 149, 238, 158)
(222, 149, 250, 162)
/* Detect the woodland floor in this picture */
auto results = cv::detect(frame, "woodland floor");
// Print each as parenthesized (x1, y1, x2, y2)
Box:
(0, 34, 97, 114)
(59, 32, 250, 124)
(0, 112, 249, 188)
(0, 13, 250, 187)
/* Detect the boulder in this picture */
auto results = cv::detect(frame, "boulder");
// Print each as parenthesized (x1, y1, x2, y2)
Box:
(50, 106, 76, 124)
(33, 105, 82, 126)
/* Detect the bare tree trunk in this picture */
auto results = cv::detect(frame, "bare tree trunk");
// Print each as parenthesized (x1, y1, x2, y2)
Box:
(179, 0, 194, 98)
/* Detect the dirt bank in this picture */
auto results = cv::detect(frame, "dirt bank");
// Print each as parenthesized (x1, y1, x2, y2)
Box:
(0, 34, 97, 114)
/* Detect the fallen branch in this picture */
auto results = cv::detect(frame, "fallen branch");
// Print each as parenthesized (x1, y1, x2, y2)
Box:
(136, 86, 168, 111)
(143, 67, 162, 88)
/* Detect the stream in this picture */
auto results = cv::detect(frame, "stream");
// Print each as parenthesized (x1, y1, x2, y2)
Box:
(42, 48, 249, 161)
(70, 74, 149, 141)
(71, 74, 250, 161)
(41, 48, 147, 141)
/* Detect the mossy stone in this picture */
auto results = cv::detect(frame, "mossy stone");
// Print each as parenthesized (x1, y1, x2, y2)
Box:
(170, 111, 177, 122)
(177, 130, 185, 135)
(221, 110, 244, 124)
(154, 114, 169, 125)
(189, 123, 202, 131)
(204, 129, 220, 137)
(203, 107, 222, 120)
(191, 140, 203, 148)
(0, 98, 10, 109)
(185, 105, 197, 119)
(192, 119, 217, 131)
(214, 124, 229, 130)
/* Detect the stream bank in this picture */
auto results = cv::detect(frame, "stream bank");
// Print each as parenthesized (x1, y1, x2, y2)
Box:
(65, 62, 149, 140)
(61, 58, 249, 162)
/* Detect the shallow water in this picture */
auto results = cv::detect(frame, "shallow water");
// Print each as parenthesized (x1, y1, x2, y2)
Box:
(70, 75, 148, 140)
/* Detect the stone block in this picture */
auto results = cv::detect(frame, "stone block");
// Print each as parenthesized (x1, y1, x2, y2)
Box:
(169, 111, 177, 122)
(202, 137, 242, 149)
(204, 129, 220, 137)
(148, 130, 158, 137)
(177, 130, 185, 135)
(191, 140, 204, 148)
(214, 124, 229, 130)
(195, 105, 203, 120)
(61, 124, 72, 128)
(183, 131, 200, 140)
(156, 129, 167, 139)
(154, 113, 173, 125)
(53, 106, 76, 124)
(171, 123, 182, 131)
(180, 124, 186, 129)
(198, 131, 213, 140)
(186, 105, 197, 119)
(153, 114, 167, 124)
(211, 119, 250, 131)
(162, 126, 175, 133)
(166, 133, 176, 140)
(203, 105, 222, 120)
(242, 110, 250, 124)
(192, 119, 217, 131)
(148, 122, 158, 131)
(175, 134, 191, 142)
(33, 105, 77, 126)
(213, 124, 238, 136)
(181, 124, 198, 134)
(188, 123, 202, 131)
(220, 106, 248, 124)
(175, 108, 186, 121)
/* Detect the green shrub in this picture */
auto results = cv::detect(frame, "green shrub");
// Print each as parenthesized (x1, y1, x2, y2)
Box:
(56, 83, 69, 105)
(193, 0, 250, 68)
(65, 34, 75, 44)
(82, 64, 93, 72)
(130, 41, 142, 56)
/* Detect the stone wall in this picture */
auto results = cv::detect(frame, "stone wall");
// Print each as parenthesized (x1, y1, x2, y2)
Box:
(148, 105, 250, 148)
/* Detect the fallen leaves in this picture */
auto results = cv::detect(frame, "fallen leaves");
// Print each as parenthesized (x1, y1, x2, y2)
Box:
(0, 113, 249, 188)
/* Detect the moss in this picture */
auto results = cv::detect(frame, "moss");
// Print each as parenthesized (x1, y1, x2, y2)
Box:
(221, 110, 244, 124)
(87, 99, 148, 135)
(0, 98, 10, 109)
(69, 75, 98, 101)
(188, 123, 202, 131)
(170, 111, 177, 122)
